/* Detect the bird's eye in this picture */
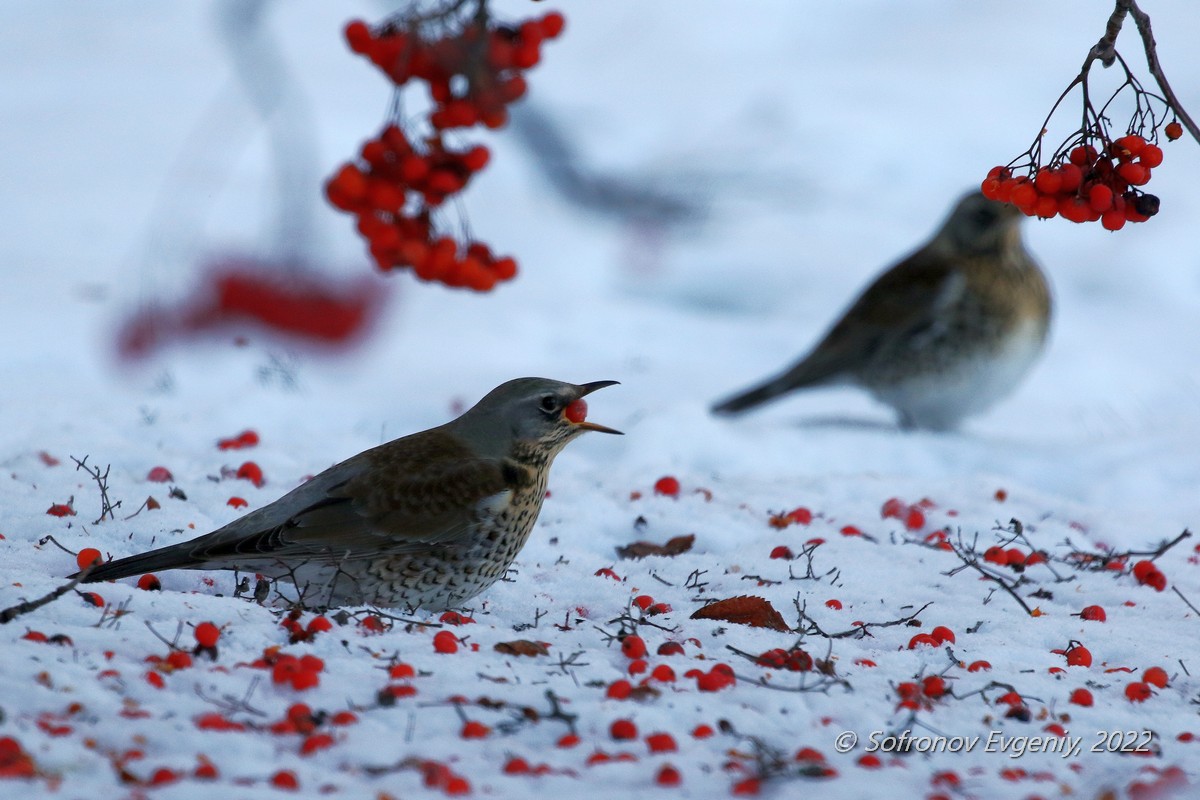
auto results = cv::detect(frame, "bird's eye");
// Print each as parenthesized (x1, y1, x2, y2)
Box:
(973, 208, 998, 227)
(539, 395, 561, 414)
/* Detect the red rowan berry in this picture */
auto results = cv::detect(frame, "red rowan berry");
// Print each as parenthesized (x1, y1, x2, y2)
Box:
(620, 635, 647, 659)
(1101, 209, 1127, 231)
(1034, 167, 1063, 195)
(930, 625, 956, 644)
(1143, 666, 1169, 688)
(653, 476, 680, 497)
(194, 622, 220, 649)
(1087, 184, 1114, 212)
(1057, 163, 1084, 191)
(147, 466, 173, 483)
(610, 718, 638, 740)
(1138, 143, 1164, 168)
(433, 631, 459, 654)
(1065, 645, 1092, 667)
(1125, 681, 1152, 702)
(656, 764, 682, 787)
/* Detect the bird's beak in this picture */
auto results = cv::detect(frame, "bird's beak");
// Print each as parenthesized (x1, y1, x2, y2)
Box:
(579, 380, 620, 397)
(573, 380, 623, 435)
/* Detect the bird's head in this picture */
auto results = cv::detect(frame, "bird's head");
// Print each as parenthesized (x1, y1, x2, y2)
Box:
(936, 191, 1025, 257)
(458, 378, 622, 457)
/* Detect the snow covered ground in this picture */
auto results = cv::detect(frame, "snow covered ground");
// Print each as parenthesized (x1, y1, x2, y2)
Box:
(2, 1, 1199, 797)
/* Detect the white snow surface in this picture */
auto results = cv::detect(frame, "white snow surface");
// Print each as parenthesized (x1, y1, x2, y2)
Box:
(2, 2, 1200, 798)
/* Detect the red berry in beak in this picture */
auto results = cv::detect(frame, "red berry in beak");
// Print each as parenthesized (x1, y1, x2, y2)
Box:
(564, 398, 588, 424)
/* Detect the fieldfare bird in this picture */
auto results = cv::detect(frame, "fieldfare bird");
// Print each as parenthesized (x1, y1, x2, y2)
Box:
(79, 378, 621, 610)
(712, 192, 1051, 430)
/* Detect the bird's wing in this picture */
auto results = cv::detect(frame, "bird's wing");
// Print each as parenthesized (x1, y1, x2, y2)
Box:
(187, 431, 530, 564)
(793, 250, 967, 379)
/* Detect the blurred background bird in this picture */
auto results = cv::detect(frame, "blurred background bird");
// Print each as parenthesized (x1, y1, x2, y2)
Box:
(712, 192, 1052, 430)
(78, 378, 620, 610)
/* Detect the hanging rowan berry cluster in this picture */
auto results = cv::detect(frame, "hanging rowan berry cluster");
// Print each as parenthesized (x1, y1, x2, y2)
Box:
(981, 1, 1195, 230)
(982, 134, 1166, 231)
(325, 2, 564, 291)
(981, 73, 1182, 231)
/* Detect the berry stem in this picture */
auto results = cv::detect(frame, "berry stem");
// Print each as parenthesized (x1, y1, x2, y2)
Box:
(1093, 0, 1199, 144)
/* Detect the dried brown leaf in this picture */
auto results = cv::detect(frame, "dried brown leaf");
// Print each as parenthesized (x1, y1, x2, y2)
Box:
(690, 595, 790, 632)
(616, 533, 695, 560)
(493, 639, 549, 657)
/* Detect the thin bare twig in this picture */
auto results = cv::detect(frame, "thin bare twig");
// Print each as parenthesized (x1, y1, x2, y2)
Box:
(1172, 585, 1200, 617)
(1119, 0, 1200, 142)
(0, 563, 96, 624)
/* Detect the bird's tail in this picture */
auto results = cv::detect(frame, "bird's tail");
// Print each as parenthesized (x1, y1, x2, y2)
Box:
(75, 541, 205, 584)
(711, 375, 795, 415)
(712, 357, 842, 416)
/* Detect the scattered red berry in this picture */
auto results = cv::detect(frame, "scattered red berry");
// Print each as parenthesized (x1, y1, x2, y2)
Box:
(47, 502, 75, 517)
(1143, 666, 1169, 688)
(881, 497, 906, 519)
(732, 777, 761, 796)
(146, 466, 173, 483)
(1080, 605, 1106, 622)
(653, 476, 681, 497)
(433, 631, 459, 654)
(270, 769, 299, 790)
(1125, 681, 1153, 703)
(610, 718, 638, 740)
(907, 633, 939, 649)
(786, 507, 813, 525)
(1069, 688, 1094, 707)
(635, 732, 673, 756)
(75, 548, 103, 570)
(218, 430, 260, 450)
(1065, 644, 1093, 668)
(930, 626, 956, 644)
(620, 635, 647, 659)
(193, 622, 221, 649)
(236, 461, 265, 488)
(148, 768, 179, 786)
(651, 664, 676, 682)
(503, 756, 531, 775)
(136, 573, 161, 591)
(606, 679, 632, 700)
(389, 663, 415, 679)
(655, 764, 682, 787)
(1131, 559, 1168, 591)
(460, 720, 490, 739)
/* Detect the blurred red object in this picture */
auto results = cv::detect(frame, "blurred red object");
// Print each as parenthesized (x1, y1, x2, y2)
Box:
(117, 257, 390, 360)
